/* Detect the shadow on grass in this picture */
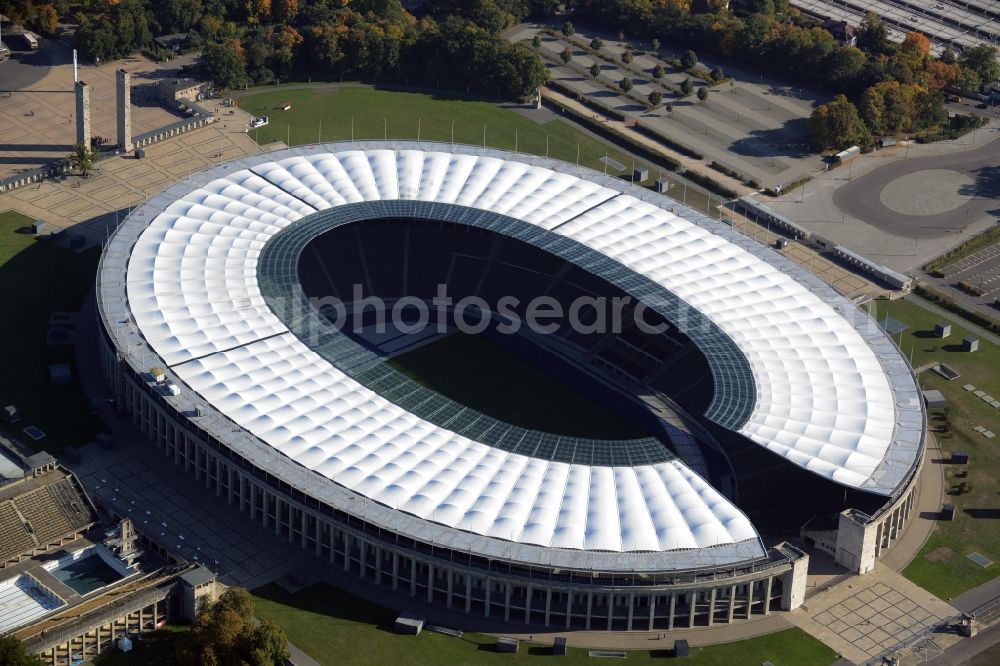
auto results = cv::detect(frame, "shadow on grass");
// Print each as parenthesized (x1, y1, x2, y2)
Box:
(252, 582, 398, 634)
(0, 225, 104, 452)
(964, 509, 1000, 519)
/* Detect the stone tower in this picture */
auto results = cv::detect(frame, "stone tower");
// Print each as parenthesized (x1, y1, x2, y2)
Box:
(116, 69, 132, 152)
(75, 80, 90, 149)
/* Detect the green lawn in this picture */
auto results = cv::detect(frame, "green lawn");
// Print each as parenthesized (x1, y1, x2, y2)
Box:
(236, 86, 714, 213)
(388, 332, 644, 439)
(872, 297, 1000, 598)
(252, 582, 837, 666)
(0, 210, 104, 453)
(91, 625, 190, 665)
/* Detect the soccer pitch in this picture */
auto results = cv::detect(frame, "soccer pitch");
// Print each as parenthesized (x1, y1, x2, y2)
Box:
(387, 332, 645, 440)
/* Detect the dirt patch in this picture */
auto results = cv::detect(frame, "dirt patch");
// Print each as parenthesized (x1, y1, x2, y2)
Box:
(925, 546, 955, 562)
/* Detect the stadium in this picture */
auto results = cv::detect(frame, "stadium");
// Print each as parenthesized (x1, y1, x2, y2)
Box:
(95, 142, 925, 631)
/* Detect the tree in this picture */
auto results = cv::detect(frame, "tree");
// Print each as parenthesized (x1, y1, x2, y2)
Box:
(561, 21, 574, 37)
(590, 37, 603, 50)
(272, 0, 298, 23)
(177, 588, 289, 666)
(36, 4, 58, 34)
(621, 50, 632, 64)
(954, 67, 981, 94)
(665, 102, 673, 114)
(201, 40, 248, 89)
(680, 77, 693, 96)
(680, 49, 697, 69)
(940, 47, 957, 65)
(925, 61, 961, 91)
(560, 46, 572, 63)
(826, 46, 866, 86)
(648, 89, 662, 106)
(651, 38, 660, 52)
(808, 94, 868, 149)
(696, 86, 708, 102)
(68, 143, 95, 177)
(901, 32, 931, 62)
(531, 34, 541, 49)
(246, 0, 272, 25)
(858, 12, 889, 55)
(652, 63, 665, 79)
(959, 44, 1000, 86)
(589, 61, 601, 78)
(0, 635, 43, 666)
(710, 65, 724, 82)
(620, 75, 633, 92)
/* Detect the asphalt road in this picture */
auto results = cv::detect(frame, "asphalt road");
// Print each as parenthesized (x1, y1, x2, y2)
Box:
(833, 135, 1000, 240)
(0, 37, 65, 91)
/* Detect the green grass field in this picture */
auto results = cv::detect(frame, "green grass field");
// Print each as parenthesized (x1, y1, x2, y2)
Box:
(872, 297, 1000, 598)
(236, 86, 714, 213)
(252, 582, 837, 666)
(91, 625, 190, 665)
(388, 332, 644, 439)
(0, 210, 104, 453)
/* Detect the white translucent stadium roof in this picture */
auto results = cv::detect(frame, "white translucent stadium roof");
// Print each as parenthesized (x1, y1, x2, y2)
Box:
(105, 143, 922, 564)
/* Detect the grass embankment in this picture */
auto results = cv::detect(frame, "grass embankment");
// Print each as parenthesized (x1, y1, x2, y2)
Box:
(873, 298, 1000, 598)
(0, 210, 103, 452)
(252, 582, 837, 665)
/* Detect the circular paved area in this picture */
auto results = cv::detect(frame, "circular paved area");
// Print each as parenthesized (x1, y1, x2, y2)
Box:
(0, 40, 63, 91)
(834, 134, 1000, 239)
(879, 169, 974, 215)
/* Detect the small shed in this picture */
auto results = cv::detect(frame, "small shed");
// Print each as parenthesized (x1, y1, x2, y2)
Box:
(674, 639, 690, 657)
(655, 178, 670, 193)
(633, 167, 649, 182)
(2, 405, 20, 423)
(775, 238, 788, 250)
(962, 336, 979, 352)
(496, 636, 519, 653)
(31, 220, 46, 234)
(941, 504, 956, 521)
(394, 611, 424, 635)
(922, 390, 946, 409)
(553, 636, 568, 656)
(934, 321, 951, 338)
(49, 363, 72, 385)
(952, 451, 969, 465)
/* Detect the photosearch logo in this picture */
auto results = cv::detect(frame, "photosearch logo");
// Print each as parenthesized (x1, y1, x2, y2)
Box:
(295, 284, 692, 338)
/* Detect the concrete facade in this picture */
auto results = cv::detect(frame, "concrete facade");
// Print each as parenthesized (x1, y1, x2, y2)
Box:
(74, 80, 90, 150)
(21, 567, 215, 666)
(116, 69, 132, 152)
(97, 337, 812, 631)
(834, 479, 918, 575)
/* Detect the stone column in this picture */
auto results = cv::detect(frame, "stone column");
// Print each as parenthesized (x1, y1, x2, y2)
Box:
(116, 69, 133, 151)
(75, 81, 90, 148)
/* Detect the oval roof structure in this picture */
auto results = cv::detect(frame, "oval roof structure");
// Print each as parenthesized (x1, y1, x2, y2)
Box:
(104, 142, 923, 567)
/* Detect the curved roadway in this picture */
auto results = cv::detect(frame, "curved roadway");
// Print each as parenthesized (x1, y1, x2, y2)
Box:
(834, 135, 1000, 239)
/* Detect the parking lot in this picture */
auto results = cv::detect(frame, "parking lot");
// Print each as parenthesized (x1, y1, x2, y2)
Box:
(791, 0, 1000, 54)
(511, 24, 826, 192)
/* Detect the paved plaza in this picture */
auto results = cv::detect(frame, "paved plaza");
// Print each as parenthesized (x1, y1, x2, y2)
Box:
(762, 122, 1000, 274)
(0, 98, 261, 242)
(788, 566, 961, 664)
(0, 38, 196, 179)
